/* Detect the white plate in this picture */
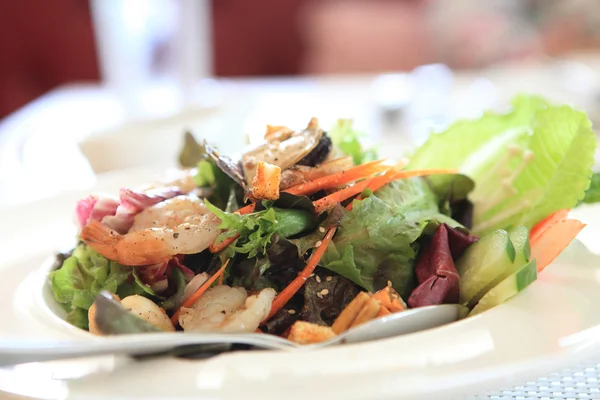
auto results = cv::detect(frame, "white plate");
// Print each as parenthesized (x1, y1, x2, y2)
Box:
(2, 167, 600, 400)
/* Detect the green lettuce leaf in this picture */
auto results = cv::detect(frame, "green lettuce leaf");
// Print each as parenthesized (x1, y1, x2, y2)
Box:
(205, 200, 317, 258)
(178, 131, 206, 167)
(328, 119, 378, 165)
(406, 94, 596, 235)
(193, 159, 238, 210)
(50, 244, 135, 330)
(319, 178, 461, 298)
(581, 172, 600, 204)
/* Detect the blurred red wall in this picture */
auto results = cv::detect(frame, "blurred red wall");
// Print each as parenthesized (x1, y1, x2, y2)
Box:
(0, 0, 100, 118)
(0, 0, 306, 119)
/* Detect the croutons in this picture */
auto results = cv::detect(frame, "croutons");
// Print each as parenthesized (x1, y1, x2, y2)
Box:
(287, 321, 336, 345)
(251, 161, 281, 200)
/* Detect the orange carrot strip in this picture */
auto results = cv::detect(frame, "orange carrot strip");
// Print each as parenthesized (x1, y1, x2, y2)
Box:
(285, 160, 388, 196)
(237, 203, 256, 215)
(376, 306, 392, 318)
(530, 209, 570, 242)
(346, 168, 459, 211)
(372, 287, 393, 310)
(530, 219, 585, 272)
(209, 233, 240, 253)
(263, 227, 337, 322)
(170, 260, 230, 325)
(313, 181, 372, 214)
(389, 298, 407, 313)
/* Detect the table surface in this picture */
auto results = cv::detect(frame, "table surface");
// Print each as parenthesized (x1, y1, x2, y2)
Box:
(3, 55, 600, 399)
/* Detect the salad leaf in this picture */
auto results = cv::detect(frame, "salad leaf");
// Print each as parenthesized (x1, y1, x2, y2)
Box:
(407, 223, 477, 308)
(160, 268, 188, 312)
(581, 172, 600, 204)
(206, 200, 317, 258)
(49, 244, 134, 329)
(204, 143, 246, 189)
(194, 159, 239, 210)
(319, 178, 461, 297)
(328, 119, 378, 165)
(406, 94, 596, 235)
(178, 131, 206, 167)
(300, 270, 361, 326)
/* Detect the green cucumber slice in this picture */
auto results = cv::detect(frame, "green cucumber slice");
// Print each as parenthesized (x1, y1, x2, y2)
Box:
(456, 229, 515, 306)
(469, 259, 537, 316)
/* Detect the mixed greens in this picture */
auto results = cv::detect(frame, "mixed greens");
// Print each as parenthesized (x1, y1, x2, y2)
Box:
(50, 94, 598, 343)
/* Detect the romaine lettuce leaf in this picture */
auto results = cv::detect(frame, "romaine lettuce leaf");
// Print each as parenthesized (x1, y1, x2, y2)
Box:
(50, 244, 137, 329)
(328, 119, 378, 165)
(319, 178, 462, 297)
(406, 94, 596, 235)
(581, 172, 600, 204)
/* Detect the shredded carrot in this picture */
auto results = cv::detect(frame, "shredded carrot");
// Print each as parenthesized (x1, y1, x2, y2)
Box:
(237, 203, 256, 215)
(262, 227, 337, 322)
(372, 287, 394, 310)
(313, 180, 372, 214)
(346, 168, 459, 210)
(170, 259, 230, 325)
(530, 219, 585, 272)
(376, 306, 392, 318)
(285, 160, 388, 196)
(218, 273, 224, 285)
(530, 209, 570, 242)
(209, 233, 240, 253)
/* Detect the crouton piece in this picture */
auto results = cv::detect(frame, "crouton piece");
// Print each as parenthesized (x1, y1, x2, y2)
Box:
(265, 125, 293, 141)
(287, 321, 336, 345)
(251, 162, 281, 200)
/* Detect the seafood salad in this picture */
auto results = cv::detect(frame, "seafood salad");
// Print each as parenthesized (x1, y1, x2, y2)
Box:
(50, 95, 599, 344)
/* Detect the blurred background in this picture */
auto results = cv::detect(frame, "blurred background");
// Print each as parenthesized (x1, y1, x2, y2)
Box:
(2, 0, 600, 204)
(3, 0, 600, 118)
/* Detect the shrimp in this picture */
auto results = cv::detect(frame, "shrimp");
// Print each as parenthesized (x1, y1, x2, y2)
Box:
(80, 194, 221, 266)
(179, 285, 276, 333)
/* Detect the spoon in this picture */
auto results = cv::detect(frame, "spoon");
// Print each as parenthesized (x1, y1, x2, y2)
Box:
(0, 304, 468, 366)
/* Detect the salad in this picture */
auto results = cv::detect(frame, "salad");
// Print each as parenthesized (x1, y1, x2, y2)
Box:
(50, 94, 598, 344)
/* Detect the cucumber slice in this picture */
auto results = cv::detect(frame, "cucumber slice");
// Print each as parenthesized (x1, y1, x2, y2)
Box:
(469, 259, 537, 316)
(456, 229, 515, 306)
(508, 226, 531, 265)
(457, 227, 532, 307)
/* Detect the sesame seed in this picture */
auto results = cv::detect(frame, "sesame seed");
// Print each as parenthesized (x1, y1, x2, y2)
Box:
(316, 275, 322, 283)
(315, 240, 322, 248)
(316, 293, 323, 299)
(325, 276, 332, 282)
(387, 280, 392, 287)
(309, 273, 315, 278)
(288, 309, 296, 315)
(319, 227, 326, 233)
(320, 289, 329, 296)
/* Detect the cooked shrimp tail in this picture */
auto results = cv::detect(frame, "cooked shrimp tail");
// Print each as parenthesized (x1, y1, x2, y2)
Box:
(80, 194, 221, 266)
(81, 220, 172, 266)
(80, 220, 121, 261)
